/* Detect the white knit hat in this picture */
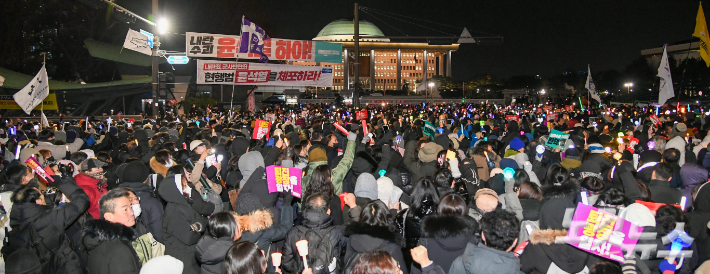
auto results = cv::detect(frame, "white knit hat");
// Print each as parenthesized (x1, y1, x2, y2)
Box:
(140, 256, 184, 274)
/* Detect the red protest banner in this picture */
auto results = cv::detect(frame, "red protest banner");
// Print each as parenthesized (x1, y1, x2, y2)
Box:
(547, 114, 558, 121)
(544, 105, 553, 112)
(252, 119, 271, 140)
(649, 114, 660, 126)
(356, 110, 368, 120)
(506, 115, 519, 122)
(565, 105, 574, 112)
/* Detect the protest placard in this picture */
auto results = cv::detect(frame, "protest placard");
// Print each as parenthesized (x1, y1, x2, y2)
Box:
(545, 129, 570, 149)
(566, 203, 643, 263)
(252, 119, 270, 140)
(266, 165, 302, 198)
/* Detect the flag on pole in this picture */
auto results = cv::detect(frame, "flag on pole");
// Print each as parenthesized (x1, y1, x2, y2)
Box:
(41, 112, 50, 128)
(658, 45, 675, 106)
(694, 2, 710, 67)
(123, 29, 152, 56)
(13, 64, 49, 115)
(585, 65, 602, 103)
(239, 17, 271, 63)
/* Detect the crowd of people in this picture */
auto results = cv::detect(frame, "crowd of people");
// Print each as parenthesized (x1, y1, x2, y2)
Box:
(0, 101, 707, 274)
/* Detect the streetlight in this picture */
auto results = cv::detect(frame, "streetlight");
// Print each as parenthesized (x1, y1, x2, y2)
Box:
(428, 82, 434, 100)
(624, 82, 633, 93)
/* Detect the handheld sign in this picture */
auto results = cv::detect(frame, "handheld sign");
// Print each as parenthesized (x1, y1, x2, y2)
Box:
(26, 156, 54, 183)
(546, 129, 570, 150)
(356, 110, 368, 120)
(566, 203, 644, 263)
(506, 115, 519, 122)
(252, 119, 271, 140)
(266, 165, 302, 198)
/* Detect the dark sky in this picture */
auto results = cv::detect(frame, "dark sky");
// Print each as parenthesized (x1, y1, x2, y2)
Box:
(126, 0, 701, 80)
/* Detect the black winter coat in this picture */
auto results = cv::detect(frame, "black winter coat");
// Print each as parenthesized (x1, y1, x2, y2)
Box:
(343, 222, 408, 274)
(82, 219, 141, 274)
(282, 209, 345, 274)
(4, 176, 89, 274)
(395, 200, 437, 250)
(195, 236, 235, 274)
(118, 181, 165, 243)
(158, 174, 212, 274)
(520, 229, 597, 274)
(411, 214, 478, 274)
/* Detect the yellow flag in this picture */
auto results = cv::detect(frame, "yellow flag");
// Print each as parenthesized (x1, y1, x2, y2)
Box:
(694, 2, 710, 67)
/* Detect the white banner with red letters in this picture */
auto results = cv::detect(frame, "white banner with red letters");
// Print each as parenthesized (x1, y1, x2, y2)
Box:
(196, 60, 333, 87)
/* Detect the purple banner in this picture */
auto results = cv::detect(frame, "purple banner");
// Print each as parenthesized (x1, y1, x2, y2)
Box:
(266, 165, 302, 198)
(566, 203, 644, 263)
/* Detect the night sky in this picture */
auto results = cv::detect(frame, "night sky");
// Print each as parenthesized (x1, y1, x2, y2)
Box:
(123, 0, 700, 80)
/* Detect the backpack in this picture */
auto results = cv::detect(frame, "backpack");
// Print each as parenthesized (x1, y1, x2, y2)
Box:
(295, 226, 338, 274)
(2, 223, 76, 273)
(132, 232, 165, 265)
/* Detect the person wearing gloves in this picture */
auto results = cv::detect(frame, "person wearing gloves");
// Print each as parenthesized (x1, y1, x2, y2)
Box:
(2, 173, 90, 274)
(158, 166, 212, 274)
(302, 131, 359, 195)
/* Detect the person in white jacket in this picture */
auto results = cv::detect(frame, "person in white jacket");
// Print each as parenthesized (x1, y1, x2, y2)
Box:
(665, 123, 687, 166)
(694, 131, 710, 157)
(36, 129, 84, 159)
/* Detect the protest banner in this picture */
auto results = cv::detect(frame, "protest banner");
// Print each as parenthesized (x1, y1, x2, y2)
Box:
(423, 121, 436, 140)
(25, 157, 54, 183)
(186, 32, 342, 63)
(547, 113, 558, 122)
(356, 110, 368, 120)
(197, 60, 333, 87)
(566, 203, 643, 263)
(252, 119, 270, 140)
(544, 105, 553, 112)
(565, 105, 574, 112)
(266, 165, 302, 198)
(506, 115, 519, 122)
(649, 114, 660, 126)
(0, 94, 58, 111)
(545, 129, 570, 149)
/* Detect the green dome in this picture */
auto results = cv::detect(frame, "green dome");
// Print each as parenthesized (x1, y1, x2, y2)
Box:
(316, 19, 385, 38)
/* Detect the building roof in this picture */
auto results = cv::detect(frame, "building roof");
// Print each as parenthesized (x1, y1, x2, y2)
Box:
(314, 20, 389, 42)
(0, 66, 150, 90)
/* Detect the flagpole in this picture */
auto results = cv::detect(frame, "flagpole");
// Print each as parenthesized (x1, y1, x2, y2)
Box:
(229, 16, 246, 120)
(677, 41, 693, 104)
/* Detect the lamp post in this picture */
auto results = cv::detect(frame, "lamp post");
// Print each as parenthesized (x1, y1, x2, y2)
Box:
(624, 82, 633, 93)
(428, 82, 434, 100)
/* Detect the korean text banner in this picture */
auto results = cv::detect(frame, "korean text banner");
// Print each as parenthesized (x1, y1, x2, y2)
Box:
(0, 93, 58, 111)
(266, 165, 302, 198)
(186, 32, 342, 63)
(252, 119, 271, 140)
(566, 203, 643, 263)
(545, 129, 570, 149)
(196, 60, 333, 87)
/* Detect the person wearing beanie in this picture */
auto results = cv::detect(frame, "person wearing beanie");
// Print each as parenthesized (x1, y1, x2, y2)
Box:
(140, 255, 184, 274)
(118, 161, 165, 243)
(504, 137, 529, 169)
(468, 188, 500, 222)
(560, 148, 582, 171)
(666, 123, 688, 166)
(343, 173, 379, 224)
(302, 131, 359, 195)
(377, 176, 404, 209)
(404, 141, 443, 183)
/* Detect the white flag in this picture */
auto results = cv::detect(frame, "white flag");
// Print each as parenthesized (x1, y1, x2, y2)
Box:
(658, 46, 675, 106)
(0, 75, 4, 87)
(123, 29, 152, 56)
(41, 112, 50, 127)
(13, 64, 49, 115)
(585, 65, 602, 103)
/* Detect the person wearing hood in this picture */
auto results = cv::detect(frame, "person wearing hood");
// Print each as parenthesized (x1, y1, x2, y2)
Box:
(343, 173, 378, 223)
(403, 141, 442, 184)
(74, 158, 109, 219)
(195, 212, 241, 274)
(229, 136, 250, 162)
(448, 209, 523, 274)
(149, 149, 174, 179)
(234, 191, 293, 271)
(395, 178, 440, 251)
(412, 193, 478, 274)
(646, 163, 682, 205)
(302, 131, 358, 195)
(519, 197, 597, 274)
(560, 147, 582, 171)
(2, 174, 89, 274)
(470, 141, 500, 182)
(282, 193, 346, 274)
(343, 200, 408, 274)
(83, 188, 142, 274)
(665, 123, 687, 166)
(680, 162, 708, 210)
(158, 166, 213, 274)
(117, 160, 165, 243)
(636, 150, 662, 184)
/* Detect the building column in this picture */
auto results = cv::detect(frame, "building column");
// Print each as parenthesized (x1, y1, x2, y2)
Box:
(447, 50, 452, 78)
(397, 49, 402, 90)
(422, 50, 428, 96)
(370, 49, 375, 91)
(438, 54, 444, 76)
(343, 49, 349, 90)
